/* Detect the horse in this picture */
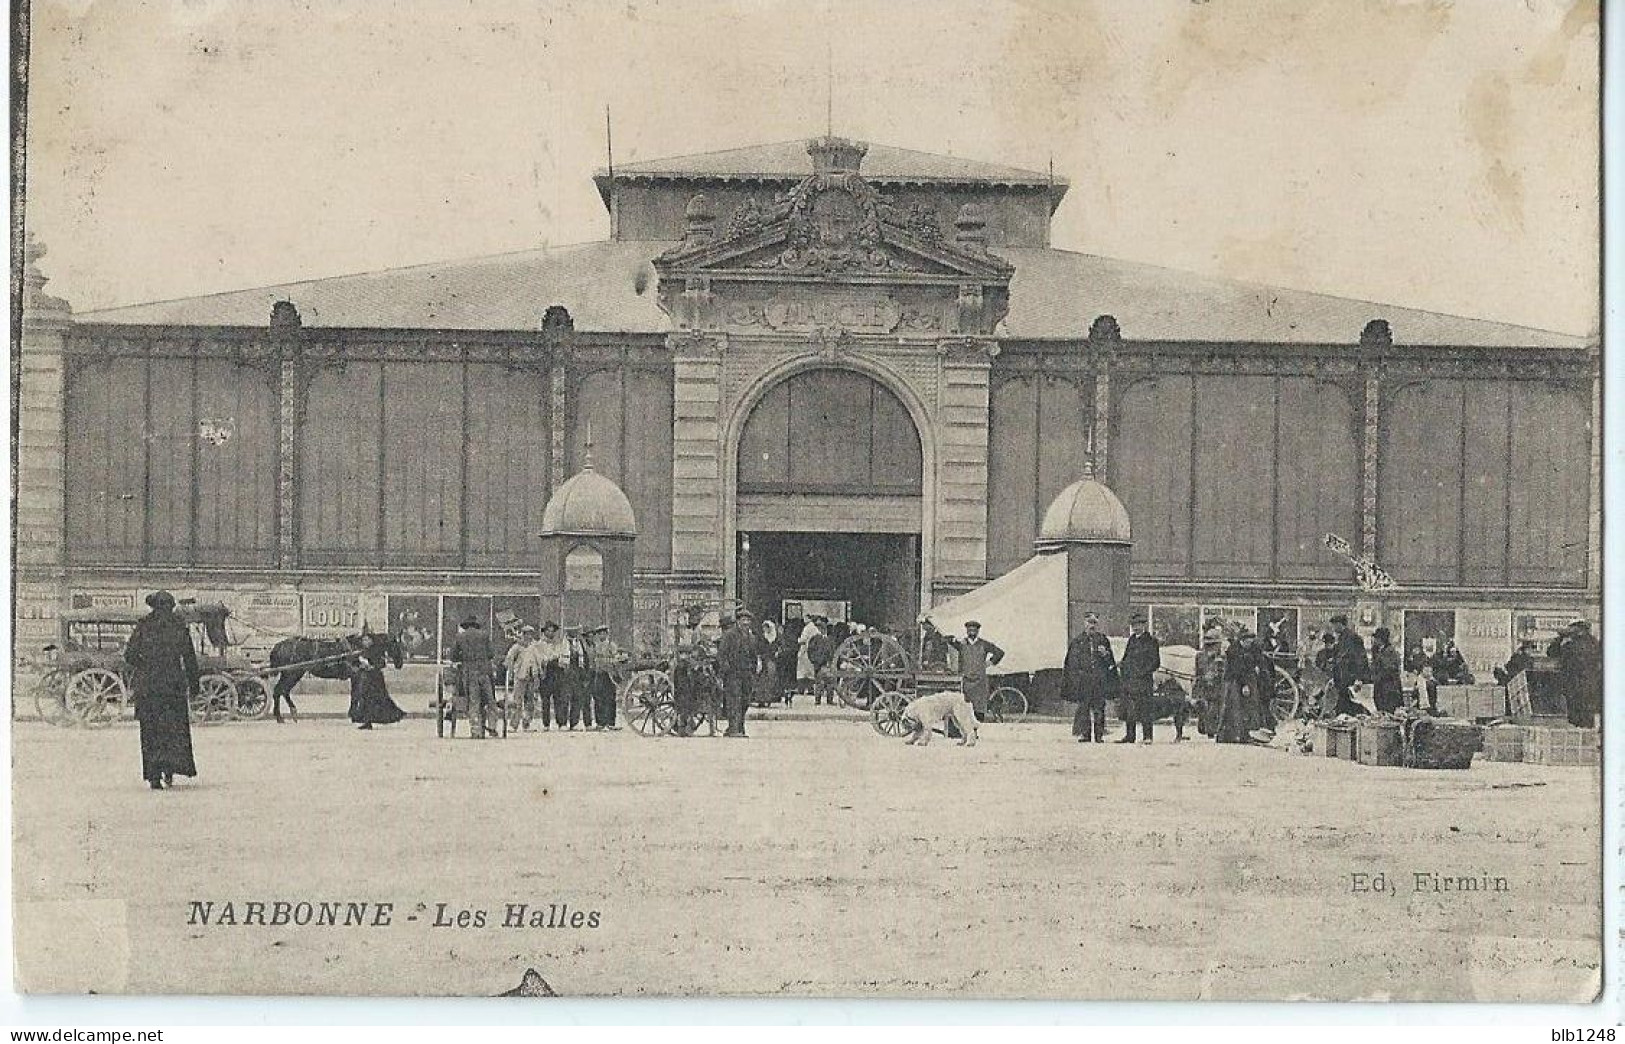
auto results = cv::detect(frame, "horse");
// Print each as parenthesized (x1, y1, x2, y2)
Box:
(266, 630, 404, 723)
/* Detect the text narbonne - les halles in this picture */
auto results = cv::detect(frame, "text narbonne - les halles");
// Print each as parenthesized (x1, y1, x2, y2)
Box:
(186, 900, 602, 930)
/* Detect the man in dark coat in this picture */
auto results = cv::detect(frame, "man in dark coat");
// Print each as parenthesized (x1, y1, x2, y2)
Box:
(123, 590, 199, 789)
(449, 616, 496, 738)
(1493, 640, 1541, 686)
(717, 610, 762, 738)
(1064, 612, 1117, 743)
(1326, 614, 1370, 718)
(1548, 619, 1601, 728)
(1118, 612, 1162, 744)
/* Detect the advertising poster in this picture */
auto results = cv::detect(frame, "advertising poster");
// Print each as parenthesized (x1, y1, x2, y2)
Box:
(1399, 609, 1456, 668)
(1258, 607, 1300, 654)
(302, 592, 363, 637)
(14, 583, 63, 663)
(387, 595, 441, 664)
(1514, 609, 1594, 645)
(1149, 605, 1200, 648)
(215, 590, 301, 660)
(68, 589, 136, 610)
(1454, 608, 1514, 682)
(1200, 605, 1257, 635)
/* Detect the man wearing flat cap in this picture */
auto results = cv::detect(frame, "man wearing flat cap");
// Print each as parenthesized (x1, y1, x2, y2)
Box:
(716, 609, 762, 737)
(945, 620, 1004, 721)
(1118, 612, 1162, 744)
(1547, 618, 1600, 728)
(450, 615, 496, 738)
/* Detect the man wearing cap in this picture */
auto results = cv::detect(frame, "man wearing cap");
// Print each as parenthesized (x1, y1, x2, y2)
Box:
(1325, 614, 1370, 718)
(450, 616, 496, 738)
(1547, 619, 1601, 729)
(1118, 612, 1162, 744)
(504, 624, 539, 731)
(717, 609, 762, 737)
(945, 621, 1005, 721)
(1064, 613, 1117, 743)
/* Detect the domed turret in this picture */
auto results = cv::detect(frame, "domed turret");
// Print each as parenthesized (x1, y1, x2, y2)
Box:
(539, 463, 637, 538)
(1036, 463, 1131, 548)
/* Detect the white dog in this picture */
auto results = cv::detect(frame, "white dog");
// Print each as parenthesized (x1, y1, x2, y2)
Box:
(902, 690, 978, 747)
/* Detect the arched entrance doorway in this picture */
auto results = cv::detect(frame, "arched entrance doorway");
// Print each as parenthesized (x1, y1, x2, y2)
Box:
(732, 366, 925, 632)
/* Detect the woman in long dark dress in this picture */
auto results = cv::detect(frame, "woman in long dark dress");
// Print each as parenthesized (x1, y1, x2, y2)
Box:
(348, 649, 405, 729)
(123, 590, 199, 790)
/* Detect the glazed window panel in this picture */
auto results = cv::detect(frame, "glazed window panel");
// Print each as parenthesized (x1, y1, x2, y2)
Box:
(1112, 375, 1193, 576)
(1507, 382, 1589, 585)
(1378, 380, 1463, 584)
(381, 361, 463, 563)
(465, 363, 551, 568)
(738, 381, 791, 488)
(1460, 381, 1512, 584)
(623, 368, 674, 571)
(1036, 375, 1092, 515)
(63, 355, 147, 561)
(788, 370, 871, 489)
(143, 356, 195, 563)
(194, 358, 278, 564)
(569, 369, 625, 481)
(985, 375, 1039, 577)
(298, 361, 383, 558)
(739, 368, 922, 495)
(1275, 378, 1359, 580)
(1192, 375, 1274, 578)
(564, 545, 605, 591)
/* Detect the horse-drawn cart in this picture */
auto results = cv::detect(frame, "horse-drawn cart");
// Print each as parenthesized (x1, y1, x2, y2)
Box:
(31, 604, 272, 727)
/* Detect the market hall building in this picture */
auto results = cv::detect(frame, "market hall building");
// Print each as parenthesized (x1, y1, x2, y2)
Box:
(15, 136, 1599, 676)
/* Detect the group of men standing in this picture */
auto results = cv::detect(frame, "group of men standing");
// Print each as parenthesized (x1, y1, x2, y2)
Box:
(447, 617, 620, 738)
(1063, 611, 1168, 744)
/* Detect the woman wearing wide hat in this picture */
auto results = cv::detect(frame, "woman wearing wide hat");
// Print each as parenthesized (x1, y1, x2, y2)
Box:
(122, 590, 200, 789)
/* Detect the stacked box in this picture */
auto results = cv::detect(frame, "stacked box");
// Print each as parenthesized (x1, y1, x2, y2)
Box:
(1522, 725, 1600, 767)
(1356, 719, 1403, 766)
(1436, 684, 1508, 721)
(1479, 724, 1527, 763)
(1508, 669, 1567, 723)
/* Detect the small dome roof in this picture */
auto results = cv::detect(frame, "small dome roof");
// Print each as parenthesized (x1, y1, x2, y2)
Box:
(539, 465, 637, 538)
(1038, 471, 1131, 545)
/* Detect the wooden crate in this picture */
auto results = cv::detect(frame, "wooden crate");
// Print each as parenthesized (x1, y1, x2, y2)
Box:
(1356, 719, 1403, 766)
(1479, 724, 1527, 763)
(1508, 669, 1567, 723)
(1323, 722, 1359, 761)
(1522, 725, 1600, 767)
(1437, 684, 1508, 721)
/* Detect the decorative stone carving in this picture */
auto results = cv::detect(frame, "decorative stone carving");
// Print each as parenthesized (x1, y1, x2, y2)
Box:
(270, 300, 302, 330)
(936, 337, 1000, 362)
(1360, 319, 1393, 350)
(812, 325, 857, 362)
(1088, 314, 1121, 346)
(953, 202, 990, 253)
(682, 194, 717, 246)
(723, 198, 770, 241)
(667, 331, 726, 358)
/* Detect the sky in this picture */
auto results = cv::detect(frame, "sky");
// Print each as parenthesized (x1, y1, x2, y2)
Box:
(21, 0, 1600, 336)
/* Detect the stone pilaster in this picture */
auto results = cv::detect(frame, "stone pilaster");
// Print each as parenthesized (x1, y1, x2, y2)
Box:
(1587, 346, 1601, 598)
(1361, 368, 1381, 561)
(670, 334, 725, 578)
(1092, 368, 1111, 476)
(549, 361, 568, 492)
(17, 235, 71, 572)
(934, 338, 996, 592)
(276, 358, 298, 569)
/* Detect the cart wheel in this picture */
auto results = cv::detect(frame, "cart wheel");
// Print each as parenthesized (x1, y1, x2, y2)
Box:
(30, 668, 72, 726)
(833, 632, 912, 710)
(64, 667, 125, 727)
(1269, 666, 1300, 724)
(871, 691, 909, 737)
(232, 676, 271, 720)
(193, 673, 238, 724)
(625, 670, 675, 737)
(987, 686, 1029, 723)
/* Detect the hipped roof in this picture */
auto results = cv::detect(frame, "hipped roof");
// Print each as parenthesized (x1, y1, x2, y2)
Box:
(77, 240, 1588, 349)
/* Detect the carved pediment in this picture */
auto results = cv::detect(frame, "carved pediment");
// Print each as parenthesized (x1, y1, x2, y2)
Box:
(655, 174, 1014, 282)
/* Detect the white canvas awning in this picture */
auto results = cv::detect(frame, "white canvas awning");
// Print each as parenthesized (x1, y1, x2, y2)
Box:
(925, 552, 1198, 680)
(925, 552, 1069, 674)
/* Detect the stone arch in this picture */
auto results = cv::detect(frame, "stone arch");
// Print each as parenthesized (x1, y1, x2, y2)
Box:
(720, 352, 938, 612)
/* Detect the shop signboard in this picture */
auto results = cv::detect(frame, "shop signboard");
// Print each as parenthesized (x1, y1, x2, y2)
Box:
(1200, 605, 1257, 636)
